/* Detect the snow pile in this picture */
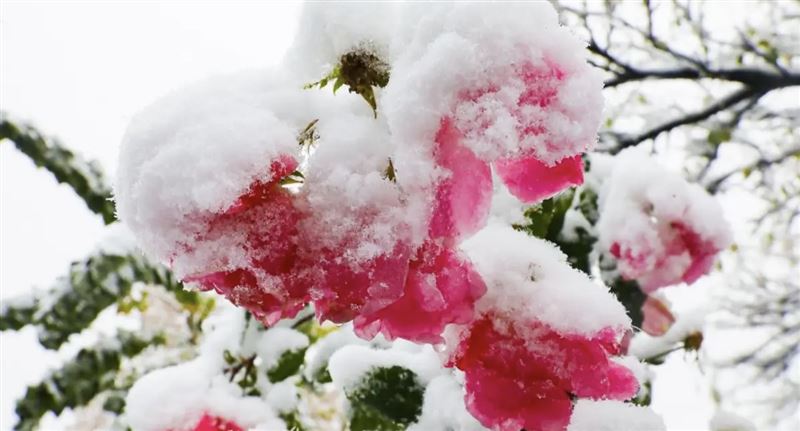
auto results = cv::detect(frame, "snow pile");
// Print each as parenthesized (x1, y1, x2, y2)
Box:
(124, 307, 277, 430)
(408, 374, 485, 431)
(255, 327, 309, 371)
(328, 341, 443, 392)
(591, 149, 732, 292)
(125, 358, 284, 431)
(709, 410, 757, 431)
(567, 400, 666, 431)
(461, 225, 629, 334)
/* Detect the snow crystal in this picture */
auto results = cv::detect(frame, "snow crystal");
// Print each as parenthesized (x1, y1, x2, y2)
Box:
(567, 400, 665, 431)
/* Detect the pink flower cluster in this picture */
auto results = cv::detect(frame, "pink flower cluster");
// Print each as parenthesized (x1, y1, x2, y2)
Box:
(168, 59, 635, 430)
(179, 60, 592, 342)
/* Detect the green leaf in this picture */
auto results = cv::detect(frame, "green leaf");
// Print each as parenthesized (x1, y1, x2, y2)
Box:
(333, 76, 345, 94)
(632, 381, 652, 407)
(1, 252, 184, 350)
(607, 276, 647, 329)
(102, 392, 127, 414)
(313, 365, 333, 384)
(513, 190, 575, 242)
(13, 331, 157, 431)
(0, 114, 117, 224)
(293, 318, 338, 344)
(280, 411, 307, 431)
(267, 348, 308, 383)
(346, 366, 424, 431)
(707, 128, 732, 146)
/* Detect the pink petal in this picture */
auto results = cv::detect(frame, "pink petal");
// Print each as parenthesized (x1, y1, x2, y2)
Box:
(429, 118, 493, 241)
(311, 242, 412, 324)
(182, 165, 309, 325)
(641, 296, 676, 336)
(672, 222, 719, 284)
(223, 154, 298, 216)
(353, 240, 486, 343)
(185, 268, 305, 326)
(452, 316, 637, 431)
(186, 414, 243, 431)
(495, 155, 584, 204)
(464, 365, 573, 431)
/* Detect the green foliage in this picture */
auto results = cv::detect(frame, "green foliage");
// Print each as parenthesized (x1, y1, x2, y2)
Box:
(0, 252, 184, 350)
(223, 352, 261, 395)
(607, 276, 647, 329)
(553, 227, 597, 275)
(553, 187, 600, 274)
(632, 381, 652, 407)
(102, 391, 127, 414)
(0, 114, 116, 224)
(707, 128, 732, 146)
(293, 317, 338, 344)
(280, 411, 307, 431)
(13, 331, 158, 431)
(346, 366, 424, 431)
(305, 49, 390, 117)
(513, 190, 575, 241)
(267, 348, 308, 383)
(314, 365, 333, 385)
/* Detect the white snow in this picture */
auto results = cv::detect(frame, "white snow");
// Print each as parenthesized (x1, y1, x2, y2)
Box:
(327, 342, 443, 392)
(255, 327, 309, 371)
(710, 410, 757, 431)
(408, 374, 486, 431)
(568, 400, 666, 431)
(125, 358, 284, 431)
(460, 223, 630, 336)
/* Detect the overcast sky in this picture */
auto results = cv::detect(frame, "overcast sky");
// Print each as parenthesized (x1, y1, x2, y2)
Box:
(1, 2, 729, 430)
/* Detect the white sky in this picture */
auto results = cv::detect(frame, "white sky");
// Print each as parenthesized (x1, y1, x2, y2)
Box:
(0, 2, 740, 430)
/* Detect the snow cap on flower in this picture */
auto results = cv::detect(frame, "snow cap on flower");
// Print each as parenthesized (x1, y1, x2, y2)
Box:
(592, 149, 732, 292)
(461, 224, 630, 335)
(115, 70, 308, 274)
(286, 2, 399, 84)
(450, 224, 636, 431)
(299, 113, 414, 323)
